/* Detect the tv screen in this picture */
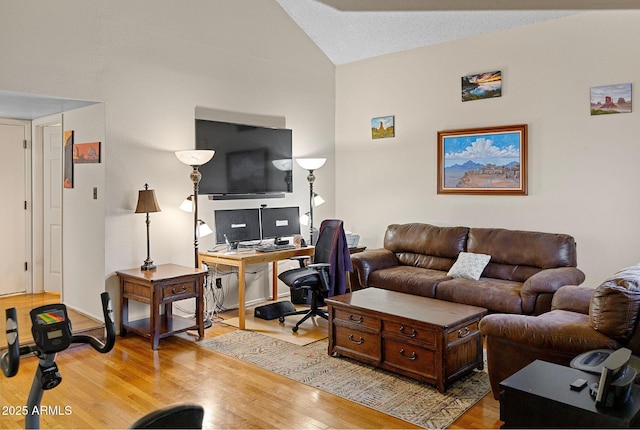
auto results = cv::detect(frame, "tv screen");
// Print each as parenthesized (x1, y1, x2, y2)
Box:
(195, 119, 293, 197)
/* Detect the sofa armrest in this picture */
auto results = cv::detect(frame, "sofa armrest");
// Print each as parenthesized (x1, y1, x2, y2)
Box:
(350, 248, 398, 290)
(551, 284, 593, 314)
(520, 267, 586, 313)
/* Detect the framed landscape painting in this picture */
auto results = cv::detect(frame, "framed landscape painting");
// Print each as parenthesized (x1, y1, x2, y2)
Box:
(437, 124, 528, 195)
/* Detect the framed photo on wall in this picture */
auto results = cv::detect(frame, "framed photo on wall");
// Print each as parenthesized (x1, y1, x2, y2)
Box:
(437, 124, 527, 195)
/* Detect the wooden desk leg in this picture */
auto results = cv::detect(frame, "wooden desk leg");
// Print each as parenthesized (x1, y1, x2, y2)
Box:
(238, 262, 246, 330)
(272, 261, 278, 301)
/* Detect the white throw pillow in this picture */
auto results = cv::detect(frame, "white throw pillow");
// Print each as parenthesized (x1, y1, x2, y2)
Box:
(447, 252, 491, 280)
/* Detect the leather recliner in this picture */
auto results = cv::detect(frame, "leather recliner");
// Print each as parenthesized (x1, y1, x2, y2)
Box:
(479, 264, 640, 399)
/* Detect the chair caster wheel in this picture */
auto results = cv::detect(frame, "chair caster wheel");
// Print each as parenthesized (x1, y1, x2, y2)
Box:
(292, 326, 299, 333)
(278, 316, 285, 323)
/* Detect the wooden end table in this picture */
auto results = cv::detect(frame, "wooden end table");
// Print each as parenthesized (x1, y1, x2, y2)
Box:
(326, 287, 487, 393)
(500, 360, 640, 428)
(116, 263, 207, 349)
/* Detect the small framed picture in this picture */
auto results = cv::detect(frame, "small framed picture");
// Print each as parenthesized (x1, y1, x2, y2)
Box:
(371, 115, 395, 139)
(73, 141, 101, 163)
(590, 83, 632, 115)
(462, 71, 502, 102)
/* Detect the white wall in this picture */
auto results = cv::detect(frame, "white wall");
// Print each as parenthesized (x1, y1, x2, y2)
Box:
(0, 0, 335, 315)
(335, 11, 640, 286)
(62, 104, 106, 317)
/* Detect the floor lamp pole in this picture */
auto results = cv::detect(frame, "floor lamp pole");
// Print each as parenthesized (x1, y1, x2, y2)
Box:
(190, 166, 201, 269)
(307, 169, 316, 245)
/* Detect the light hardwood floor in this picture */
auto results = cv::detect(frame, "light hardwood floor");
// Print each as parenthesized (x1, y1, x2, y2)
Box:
(0, 293, 501, 429)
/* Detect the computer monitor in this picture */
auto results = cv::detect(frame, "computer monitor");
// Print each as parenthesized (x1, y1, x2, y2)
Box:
(260, 207, 300, 244)
(214, 209, 261, 248)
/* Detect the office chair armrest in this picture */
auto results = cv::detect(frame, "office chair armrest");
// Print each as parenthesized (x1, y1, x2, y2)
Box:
(308, 263, 330, 270)
(289, 256, 311, 268)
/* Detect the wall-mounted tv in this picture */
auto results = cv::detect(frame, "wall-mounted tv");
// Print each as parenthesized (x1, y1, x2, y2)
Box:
(195, 119, 293, 199)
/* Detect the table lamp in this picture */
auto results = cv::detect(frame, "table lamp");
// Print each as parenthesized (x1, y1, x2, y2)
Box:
(135, 183, 161, 271)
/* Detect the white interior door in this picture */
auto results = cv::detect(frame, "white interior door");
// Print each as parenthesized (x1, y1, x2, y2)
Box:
(43, 124, 62, 293)
(0, 121, 28, 296)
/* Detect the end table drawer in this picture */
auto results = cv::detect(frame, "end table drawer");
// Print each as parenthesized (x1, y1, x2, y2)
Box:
(333, 325, 381, 362)
(162, 282, 195, 300)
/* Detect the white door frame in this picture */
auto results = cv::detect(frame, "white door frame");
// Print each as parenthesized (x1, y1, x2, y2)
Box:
(0, 118, 30, 295)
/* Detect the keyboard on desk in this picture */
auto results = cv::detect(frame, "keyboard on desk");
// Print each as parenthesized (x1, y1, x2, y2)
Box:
(255, 244, 296, 252)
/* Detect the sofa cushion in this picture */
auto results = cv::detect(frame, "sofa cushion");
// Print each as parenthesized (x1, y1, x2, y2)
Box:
(590, 264, 640, 341)
(436, 277, 523, 314)
(384, 224, 469, 270)
(368, 266, 448, 298)
(467, 228, 578, 282)
(447, 252, 491, 280)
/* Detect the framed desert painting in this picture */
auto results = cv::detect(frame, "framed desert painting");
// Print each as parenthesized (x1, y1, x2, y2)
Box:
(437, 124, 527, 195)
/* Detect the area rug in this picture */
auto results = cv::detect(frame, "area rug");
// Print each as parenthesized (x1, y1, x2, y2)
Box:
(198, 330, 490, 429)
(219, 302, 328, 346)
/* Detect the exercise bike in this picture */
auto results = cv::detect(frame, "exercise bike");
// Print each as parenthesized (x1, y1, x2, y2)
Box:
(1, 292, 116, 429)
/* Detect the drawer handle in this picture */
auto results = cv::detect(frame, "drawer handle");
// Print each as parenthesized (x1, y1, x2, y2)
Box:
(458, 327, 471, 338)
(348, 314, 364, 323)
(348, 334, 364, 345)
(172, 286, 187, 294)
(400, 349, 417, 360)
(399, 325, 417, 337)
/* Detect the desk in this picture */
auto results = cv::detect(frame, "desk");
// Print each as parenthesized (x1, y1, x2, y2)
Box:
(198, 246, 315, 330)
(116, 264, 207, 349)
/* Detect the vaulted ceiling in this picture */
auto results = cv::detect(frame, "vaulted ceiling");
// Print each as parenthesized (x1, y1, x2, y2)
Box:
(276, 0, 638, 65)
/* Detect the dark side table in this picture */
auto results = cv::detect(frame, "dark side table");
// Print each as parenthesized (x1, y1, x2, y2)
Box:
(116, 264, 207, 349)
(500, 360, 640, 428)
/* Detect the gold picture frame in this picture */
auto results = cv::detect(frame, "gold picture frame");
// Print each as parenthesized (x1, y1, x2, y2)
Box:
(437, 124, 527, 195)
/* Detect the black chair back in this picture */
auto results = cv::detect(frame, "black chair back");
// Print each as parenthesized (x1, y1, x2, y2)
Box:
(313, 223, 336, 264)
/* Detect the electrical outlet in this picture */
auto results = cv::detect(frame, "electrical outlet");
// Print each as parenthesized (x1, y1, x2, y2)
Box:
(215, 278, 222, 289)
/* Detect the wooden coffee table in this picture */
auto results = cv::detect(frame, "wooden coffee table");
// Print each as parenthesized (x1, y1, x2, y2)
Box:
(326, 287, 487, 393)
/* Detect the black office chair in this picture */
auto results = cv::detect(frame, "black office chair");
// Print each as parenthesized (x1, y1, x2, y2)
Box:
(129, 403, 205, 429)
(278, 219, 352, 332)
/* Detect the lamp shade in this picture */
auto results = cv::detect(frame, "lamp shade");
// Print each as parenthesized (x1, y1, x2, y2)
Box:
(296, 158, 326, 171)
(272, 158, 293, 171)
(175, 150, 215, 166)
(135, 188, 161, 214)
(198, 220, 213, 237)
(179, 196, 193, 212)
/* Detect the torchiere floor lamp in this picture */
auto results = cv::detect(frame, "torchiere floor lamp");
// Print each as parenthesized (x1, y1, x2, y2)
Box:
(175, 150, 215, 267)
(296, 158, 326, 245)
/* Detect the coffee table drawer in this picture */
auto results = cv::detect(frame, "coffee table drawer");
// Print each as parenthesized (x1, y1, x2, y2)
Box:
(383, 320, 437, 345)
(333, 308, 380, 330)
(333, 324, 381, 362)
(446, 320, 479, 344)
(383, 337, 437, 380)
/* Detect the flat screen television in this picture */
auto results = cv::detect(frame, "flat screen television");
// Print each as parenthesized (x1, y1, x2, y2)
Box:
(195, 119, 293, 198)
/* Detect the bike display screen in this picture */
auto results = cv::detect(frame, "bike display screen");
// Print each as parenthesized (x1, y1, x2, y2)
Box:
(30, 305, 72, 353)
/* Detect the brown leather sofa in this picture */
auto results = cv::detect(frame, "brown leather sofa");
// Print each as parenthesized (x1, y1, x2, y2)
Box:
(350, 223, 585, 315)
(480, 264, 640, 399)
